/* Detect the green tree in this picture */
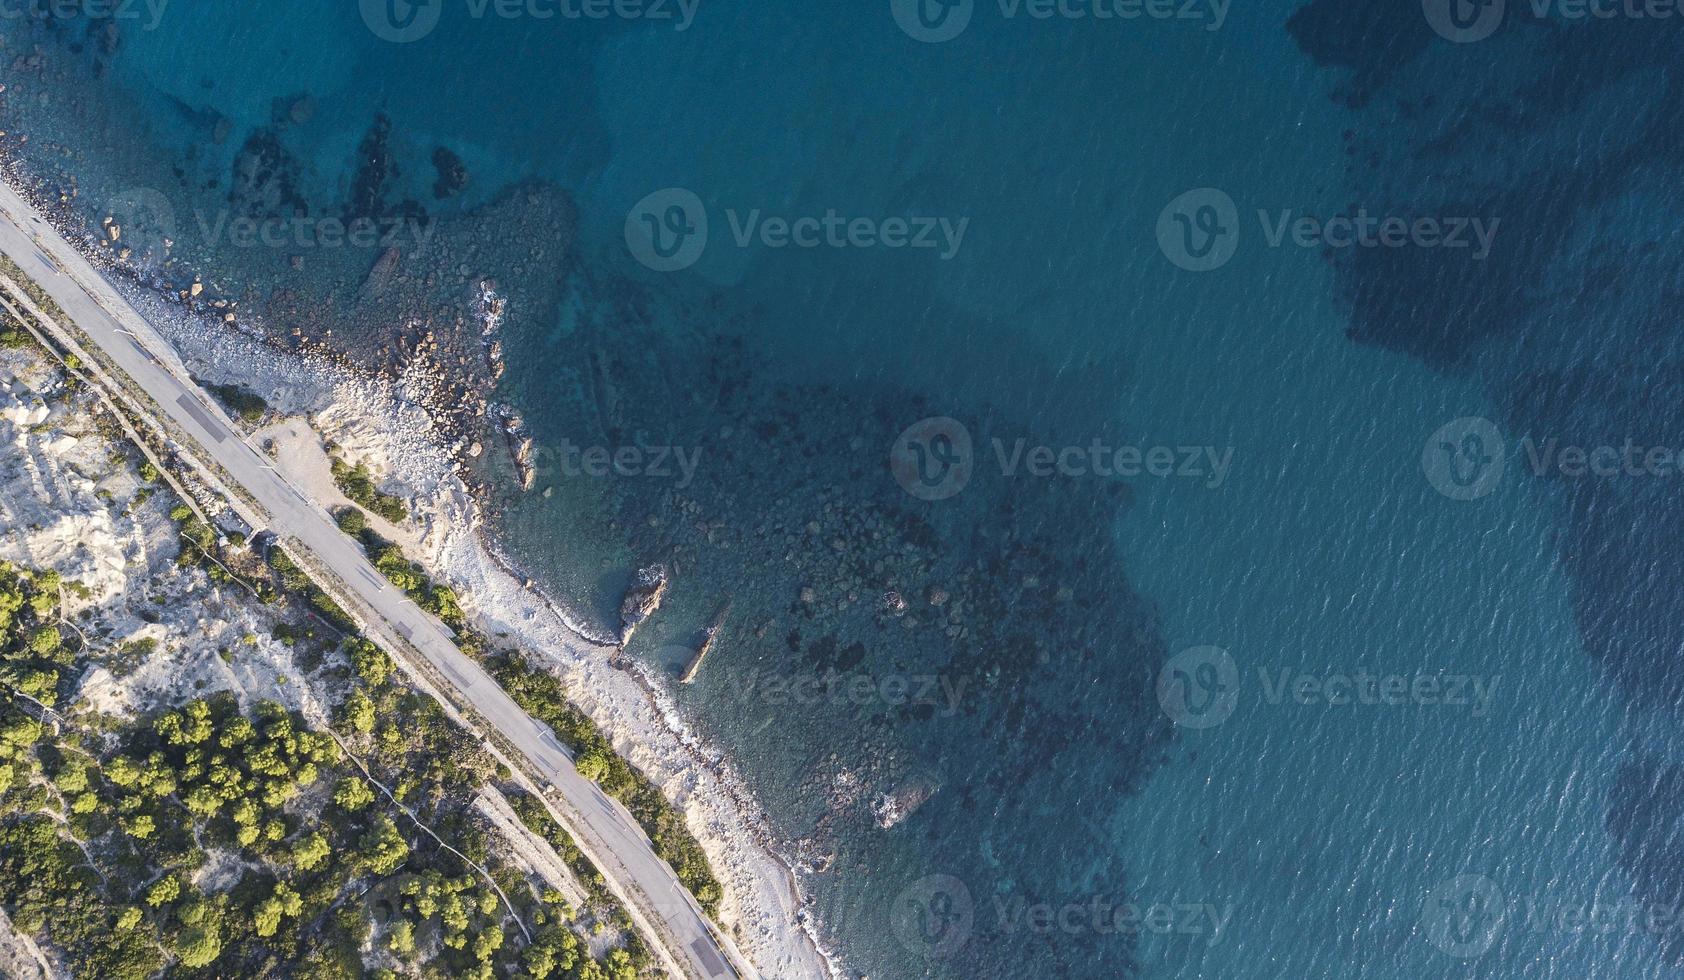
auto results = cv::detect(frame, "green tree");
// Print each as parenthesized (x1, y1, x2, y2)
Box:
(144, 875, 180, 907)
(156, 699, 213, 746)
(471, 925, 503, 962)
(387, 918, 415, 956)
(342, 687, 376, 733)
(574, 748, 611, 783)
(253, 882, 302, 937)
(176, 923, 221, 968)
(123, 813, 156, 840)
(53, 757, 88, 794)
(358, 816, 409, 875)
(104, 755, 140, 787)
(291, 831, 331, 871)
(333, 776, 375, 813)
(349, 639, 393, 688)
(334, 508, 367, 536)
(606, 948, 638, 980)
(28, 624, 61, 656)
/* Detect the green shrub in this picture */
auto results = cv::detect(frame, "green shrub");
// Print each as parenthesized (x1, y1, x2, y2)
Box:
(329, 457, 407, 524)
(203, 383, 268, 424)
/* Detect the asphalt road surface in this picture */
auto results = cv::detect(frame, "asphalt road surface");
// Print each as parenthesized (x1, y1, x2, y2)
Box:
(0, 180, 743, 980)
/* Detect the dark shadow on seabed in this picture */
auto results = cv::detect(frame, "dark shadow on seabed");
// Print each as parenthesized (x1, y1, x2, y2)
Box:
(0, 6, 1196, 977)
(1290, 0, 1684, 963)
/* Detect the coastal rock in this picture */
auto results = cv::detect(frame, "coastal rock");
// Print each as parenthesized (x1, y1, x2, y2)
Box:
(680, 601, 731, 684)
(871, 777, 937, 830)
(477, 279, 506, 337)
(492, 405, 536, 490)
(618, 564, 669, 647)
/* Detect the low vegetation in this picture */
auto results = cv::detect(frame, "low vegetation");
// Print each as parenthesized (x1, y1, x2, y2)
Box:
(0, 307, 40, 351)
(0, 548, 654, 978)
(0, 264, 670, 975)
(203, 382, 269, 424)
(328, 453, 408, 524)
(324, 506, 725, 916)
(0, 562, 73, 711)
(489, 651, 723, 916)
(264, 547, 358, 637)
(335, 512, 468, 634)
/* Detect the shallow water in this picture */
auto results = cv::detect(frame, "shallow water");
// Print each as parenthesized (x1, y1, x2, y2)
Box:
(4, 1, 1683, 976)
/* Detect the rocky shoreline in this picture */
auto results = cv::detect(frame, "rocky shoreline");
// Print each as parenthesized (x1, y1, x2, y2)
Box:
(0, 159, 842, 979)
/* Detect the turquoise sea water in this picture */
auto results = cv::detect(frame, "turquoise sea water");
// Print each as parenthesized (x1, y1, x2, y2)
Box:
(3, 1, 1680, 976)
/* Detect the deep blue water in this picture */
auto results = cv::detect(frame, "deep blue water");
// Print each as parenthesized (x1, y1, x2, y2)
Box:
(4, 1, 1684, 976)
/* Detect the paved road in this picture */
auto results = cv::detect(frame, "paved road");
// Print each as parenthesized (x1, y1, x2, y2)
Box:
(0, 181, 744, 980)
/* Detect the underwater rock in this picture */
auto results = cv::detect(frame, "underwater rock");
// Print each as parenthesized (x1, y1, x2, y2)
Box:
(362, 246, 401, 295)
(287, 94, 316, 126)
(433, 146, 469, 199)
(228, 128, 304, 220)
(347, 113, 394, 221)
